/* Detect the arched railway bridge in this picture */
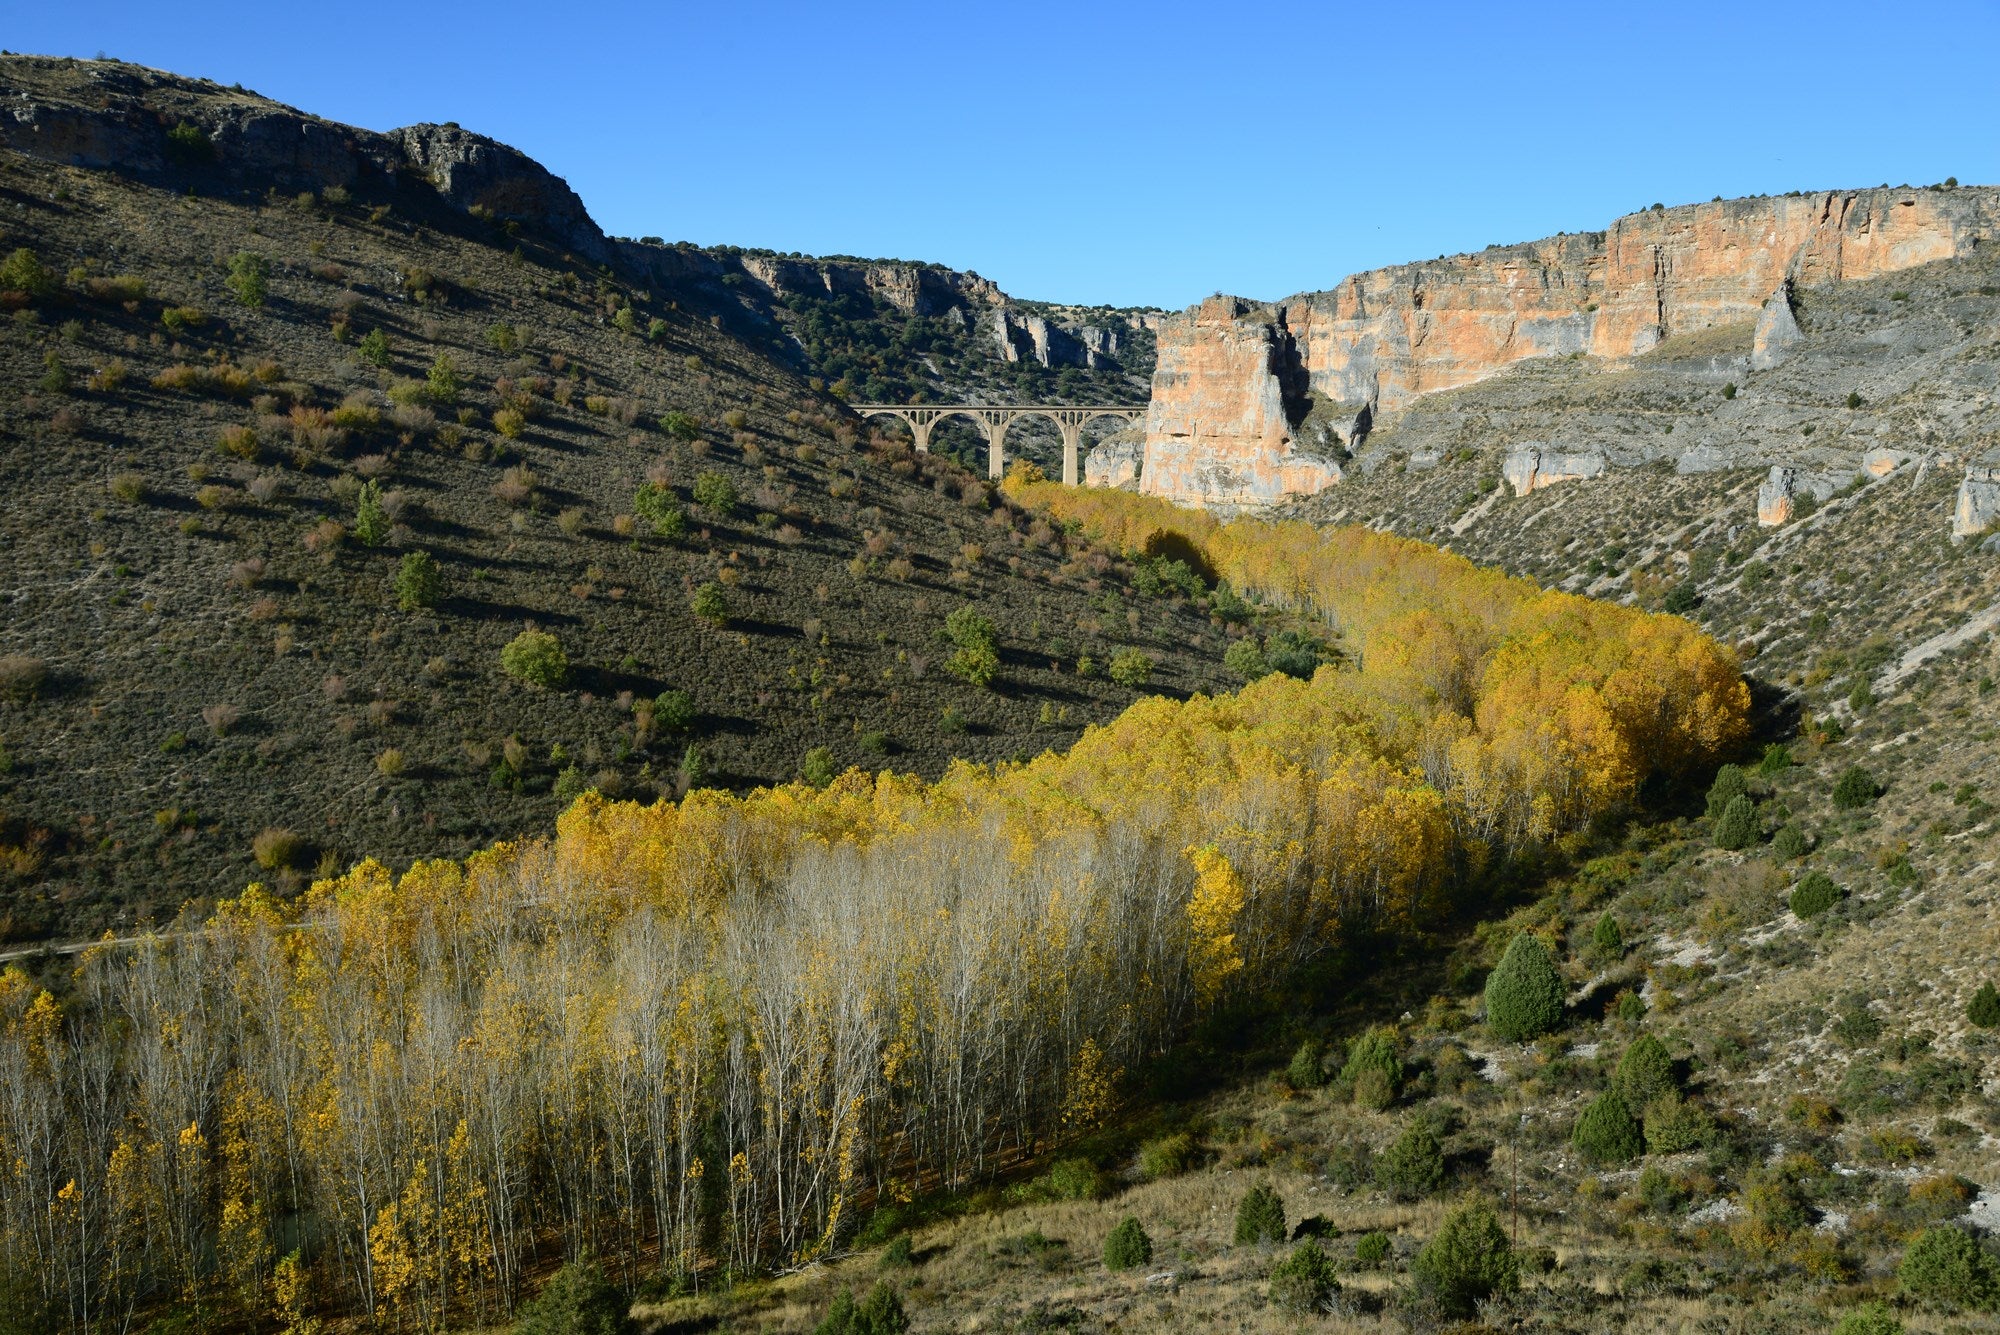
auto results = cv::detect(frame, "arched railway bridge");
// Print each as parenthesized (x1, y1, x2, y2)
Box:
(850, 403, 1146, 484)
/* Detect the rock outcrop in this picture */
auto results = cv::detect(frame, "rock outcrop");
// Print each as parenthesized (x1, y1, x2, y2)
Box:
(1757, 467, 1802, 526)
(741, 255, 1003, 316)
(1954, 467, 2000, 539)
(1084, 433, 1144, 489)
(1144, 188, 2000, 508)
(1138, 297, 1341, 511)
(1502, 446, 1607, 496)
(992, 308, 1127, 371)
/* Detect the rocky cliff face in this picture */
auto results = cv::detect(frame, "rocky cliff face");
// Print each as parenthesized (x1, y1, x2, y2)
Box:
(1144, 188, 2000, 508)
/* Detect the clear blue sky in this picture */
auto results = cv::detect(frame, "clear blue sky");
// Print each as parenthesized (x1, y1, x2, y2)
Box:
(14, 2, 2000, 309)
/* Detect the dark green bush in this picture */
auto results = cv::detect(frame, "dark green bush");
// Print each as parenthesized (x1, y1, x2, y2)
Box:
(1410, 1198, 1518, 1318)
(690, 582, 729, 626)
(352, 479, 388, 546)
(0, 247, 58, 299)
(814, 1282, 909, 1335)
(942, 607, 999, 688)
(1484, 933, 1564, 1041)
(165, 121, 213, 165)
(501, 630, 568, 689)
(1772, 824, 1810, 859)
(1713, 794, 1758, 850)
(660, 410, 701, 440)
(226, 251, 269, 308)
(1223, 637, 1269, 681)
(1285, 1038, 1326, 1090)
(1614, 1033, 1677, 1108)
(879, 1234, 912, 1270)
(1102, 1216, 1152, 1272)
(393, 550, 444, 610)
(1354, 1231, 1390, 1268)
(654, 689, 696, 733)
(1968, 982, 2000, 1029)
(1833, 766, 1880, 810)
(1831, 1303, 1903, 1335)
(1375, 1119, 1446, 1200)
(1340, 1028, 1402, 1109)
(514, 1259, 632, 1335)
(1233, 1182, 1286, 1245)
(1268, 1240, 1340, 1315)
(633, 483, 686, 539)
(1662, 582, 1699, 614)
(1757, 743, 1793, 775)
(1590, 912, 1623, 960)
(1898, 1226, 2000, 1311)
(1572, 1091, 1643, 1165)
(1791, 871, 1846, 919)
(1704, 764, 1748, 819)
(802, 746, 837, 789)
(358, 328, 391, 368)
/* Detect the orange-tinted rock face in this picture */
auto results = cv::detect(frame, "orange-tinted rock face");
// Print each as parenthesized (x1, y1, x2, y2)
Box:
(1143, 188, 2000, 509)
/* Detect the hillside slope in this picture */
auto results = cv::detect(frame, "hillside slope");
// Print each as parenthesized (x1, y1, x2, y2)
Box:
(0, 55, 1233, 941)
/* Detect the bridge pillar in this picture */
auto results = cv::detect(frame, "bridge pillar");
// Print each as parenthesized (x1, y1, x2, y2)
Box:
(909, 412, 935, 453)
(1057, 416, 1084, 486)
(985, 413, 1011, 479)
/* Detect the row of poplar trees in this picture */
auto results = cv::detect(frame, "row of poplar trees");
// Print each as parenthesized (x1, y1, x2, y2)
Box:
(0, 496, 1748, 1331)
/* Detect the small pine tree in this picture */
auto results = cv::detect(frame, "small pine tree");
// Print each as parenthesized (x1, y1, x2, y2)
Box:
(1339, 1028, 1402, 1108)
(357, 328, 391, 367)
(1233, 1182, 1286, 1246)
(1268, 1240, 1340, 1315)
(426, 353, 461, 405)
(1375, 1118, 1446, 1200)
(1103, 1217, 1152, 1272)
(514, 1259, 632, 1335)
(1832, 766, 1880, 810)
(690, 582, 729, 626)
(1772, 824, 1810, 859)
(1410, 1198, 1518, 1318)
(1354, 1231, 1390, 1268)
(226, 251, 269, 308)
(1285, 1038, 1326, 1090)
(1968, 982, 2000, 1029)
(1712, 794, 1759, 850)
(654, 689, 696, 733)
(801, 746, 837, 789)
(1704, 764, 1748, 819)
(352, 479, 388, 546)
(393, 550, 444, 611)
(1791, 871, 1846, 919)
(1898, 1226, 2000, 1311)
(1590, 912, 1623, 960)
(1614, 1033, 1677, 1109)
(1484, 933, 1565, 1041)
(1572, 1091, 1644, 1164)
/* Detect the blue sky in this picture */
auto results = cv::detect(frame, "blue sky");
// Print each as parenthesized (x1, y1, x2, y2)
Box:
(13, 2, 1999, 308)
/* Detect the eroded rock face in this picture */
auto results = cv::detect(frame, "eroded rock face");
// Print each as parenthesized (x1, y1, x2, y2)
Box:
(1145, 188, 2000, 509)
(1138, 297, 1340, 510)
(1502, 446, 1607, 496)
(1955, 467, 2000, 539)
(1758, 466, 1801, 526)
(1861, 447, 1914, 477)
(1084, 434, 1143, 489)
(742, 256, 1001, 316)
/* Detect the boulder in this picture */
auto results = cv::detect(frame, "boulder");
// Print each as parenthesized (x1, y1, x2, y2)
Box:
(1860, 447, 1914, 477)
(1502, 446, 1606, 496)
(1757, 466, 1800, 526)
(1953, 466, 2000, 539)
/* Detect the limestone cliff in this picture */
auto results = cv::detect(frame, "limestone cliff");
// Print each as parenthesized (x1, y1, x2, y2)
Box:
(1145, 188, 2000, 508)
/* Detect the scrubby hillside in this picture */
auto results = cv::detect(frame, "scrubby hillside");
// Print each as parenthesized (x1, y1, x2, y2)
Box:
(0, 56, 1231, 942)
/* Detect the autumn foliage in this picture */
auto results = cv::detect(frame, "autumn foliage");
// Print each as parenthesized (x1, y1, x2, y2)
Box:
(0, 495, 1747, 1328)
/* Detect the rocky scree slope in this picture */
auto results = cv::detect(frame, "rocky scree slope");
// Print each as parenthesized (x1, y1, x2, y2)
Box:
(0, 56, 1240, 943)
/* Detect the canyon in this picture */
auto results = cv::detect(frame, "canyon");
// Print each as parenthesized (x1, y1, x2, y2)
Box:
(1135, 188, 2000, 510)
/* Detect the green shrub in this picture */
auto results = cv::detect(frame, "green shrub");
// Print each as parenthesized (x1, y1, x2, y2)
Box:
(393, 550, 444, 610)
(1285, 1038, 1325, 1090)
(225, 251, 269, 308)
(1223, 637, 1269, 681)
(1484, 932, 1564, 1041)
(1704, 764, 1748, 819)
(1662, 581, 1699, 614)
(1791, 871, 1846, 919)
(1831, 1303, 1903, 1335)
(501, 630, 568, 689)
(878, 1234, 912, 1270)
(1410, 1198, 1518, 1318)
(1103, 1217, 1152, 1272)
(802, 746, 837, 789)
(514, 1259, 632, 1335)
(1572, 1091, 1643, 1164)
(1233, 1182, 1286, 1246)
(1137, 1132, 1198, 1180)
(165, 121, 213, 164)
(1968, 982, 2000, 1029)
(1268, 1240, 1340, 1315)
(633, 483, 685, 538)
(1026, 1158, 1104, 1202)
(1614, 1033, 1677, 1108)
(1339, 1028, 1402, 1108)
(553, 765, 588, 805)
(1772, 824, 1810, 859)
(358, 328, 391, 368)
(1712, 794, 1758, 850)
(1637, 1165, 1684, 1215)
(654, 689, 696, 733)
(1898, 1226, 2000, 1311)
(0, 247, 58, 299)
(1641, 1092, 1713, 1154)
(691, 471, 737, 515)
(352, 480, 388, 546)
(690, 582, 729, 626)
(660, 410, 701, 440)
(1375, 1119, 1446, 1200)
(426, 353, 462, 405)
(1354, 1231, 1390, 1268)
(813, 1282, 909, 1335)
(1107, 649, 1154, 687)
(942, 607, 999, 689)
(1590, 912, 1623, 960)
(1833, 766, 1880, 809)
(1757, 743, 1793, 775)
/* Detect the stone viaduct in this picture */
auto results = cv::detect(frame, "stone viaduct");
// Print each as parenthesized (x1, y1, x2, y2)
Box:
(851, 403, 1145, 484)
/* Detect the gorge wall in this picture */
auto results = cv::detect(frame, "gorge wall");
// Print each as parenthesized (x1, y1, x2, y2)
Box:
(1137, 187, 2000, 509)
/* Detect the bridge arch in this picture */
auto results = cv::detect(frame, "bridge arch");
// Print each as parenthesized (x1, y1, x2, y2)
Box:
(850, 403, 1147, 484)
